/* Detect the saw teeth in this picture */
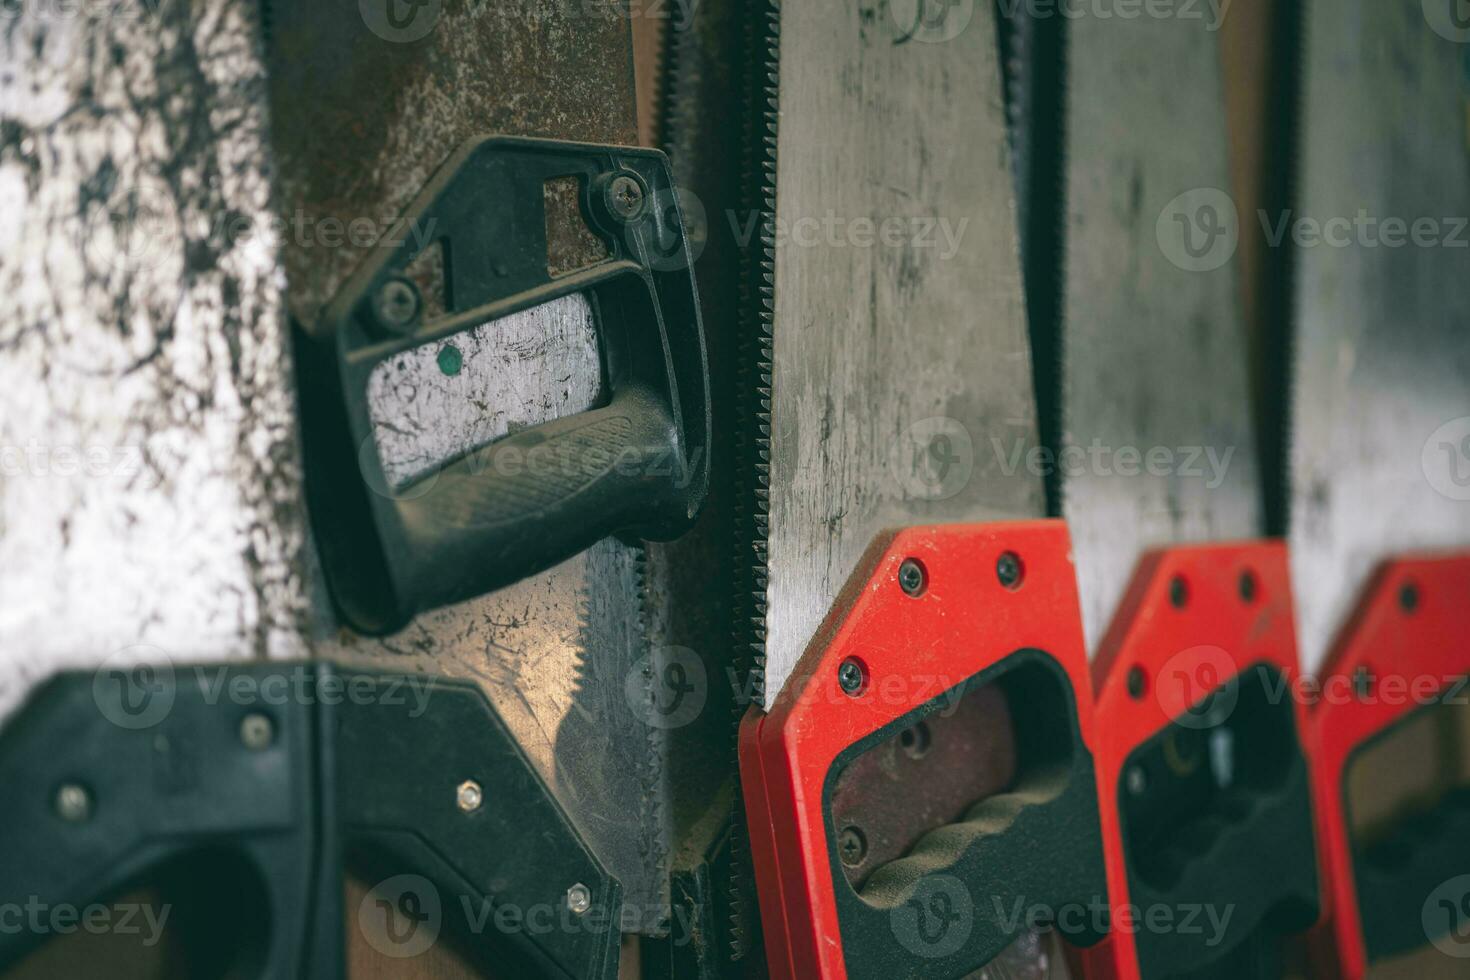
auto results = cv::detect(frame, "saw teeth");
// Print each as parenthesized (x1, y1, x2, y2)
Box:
(1263, 0, 1306, 535)
(727, 0, 782, 961)
(997, 2, 1070, 520)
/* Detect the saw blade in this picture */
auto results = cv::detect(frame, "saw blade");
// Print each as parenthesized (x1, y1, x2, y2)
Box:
(0, 0, 308, 721)
(269, 0, 673, 931)
(1054, 6, 1262, 653)
(654, 0, 763, 962)
(1287, 0, 1470, 674)
(747, 0, 1045, 712)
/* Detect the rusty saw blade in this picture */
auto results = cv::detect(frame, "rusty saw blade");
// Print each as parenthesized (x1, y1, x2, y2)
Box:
(268, 0, 673, 933)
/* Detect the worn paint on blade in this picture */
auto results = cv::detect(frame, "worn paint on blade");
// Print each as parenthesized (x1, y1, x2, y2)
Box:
(267, 0, 639, 331)
(0, 0, 308, 722)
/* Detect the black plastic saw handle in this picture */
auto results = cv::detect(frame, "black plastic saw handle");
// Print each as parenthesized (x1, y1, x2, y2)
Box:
(0, 665, 341, 979)
(1355, 786, 1470, 960)
(305, 137, 710, 634)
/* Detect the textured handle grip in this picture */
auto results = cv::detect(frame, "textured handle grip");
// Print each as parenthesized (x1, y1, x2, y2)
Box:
(387, 386, 682, 613)
(824, 655, 1109, 980)
(307, 137, 711, 633)
(1357, 786, 1470, 959)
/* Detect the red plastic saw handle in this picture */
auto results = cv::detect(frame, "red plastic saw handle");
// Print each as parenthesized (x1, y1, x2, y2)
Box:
(1307, 553, 1470, 979)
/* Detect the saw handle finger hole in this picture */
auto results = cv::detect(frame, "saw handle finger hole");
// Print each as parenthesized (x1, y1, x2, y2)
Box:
(1343, 690, 1470, 964)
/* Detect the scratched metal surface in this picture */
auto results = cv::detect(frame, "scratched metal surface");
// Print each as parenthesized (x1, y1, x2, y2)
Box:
(762, 0, 1043, 709)
(315, 537, 670, 932)
(0, 0, 309, 724)
(270, 0, 672, 927)
(266, 0, 639, 332)
(366, 293, 602, 490)
(1059, 9, 1261, 654)
(1287, 0, 1470, 673)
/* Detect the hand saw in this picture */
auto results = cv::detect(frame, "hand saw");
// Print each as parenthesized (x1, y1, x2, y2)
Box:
(1031, 7, 1321, 979)
(733, 2, 1109, 977)
(1283, 2, 1470, 975)
(0, 2, 705, 976)
(271, 0, 708, 948)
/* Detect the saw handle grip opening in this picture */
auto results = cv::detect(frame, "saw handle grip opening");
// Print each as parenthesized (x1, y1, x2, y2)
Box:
(1345, 692, 1470, 962)
(1115, 662, 1320, 975)
(821, 652, 1110, 978)
(305, 136, 711, 634)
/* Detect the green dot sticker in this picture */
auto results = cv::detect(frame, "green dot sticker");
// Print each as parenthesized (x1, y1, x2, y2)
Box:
(437, 344, 463, 376)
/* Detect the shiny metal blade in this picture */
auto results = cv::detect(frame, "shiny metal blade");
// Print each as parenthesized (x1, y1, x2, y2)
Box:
(760, 0, 1044, 709)
(1059, 10, 1261, 653)
(1288, 0, 1470, 673)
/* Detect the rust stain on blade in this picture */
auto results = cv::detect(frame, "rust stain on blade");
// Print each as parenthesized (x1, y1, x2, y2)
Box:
(267, 0, 638, 329)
